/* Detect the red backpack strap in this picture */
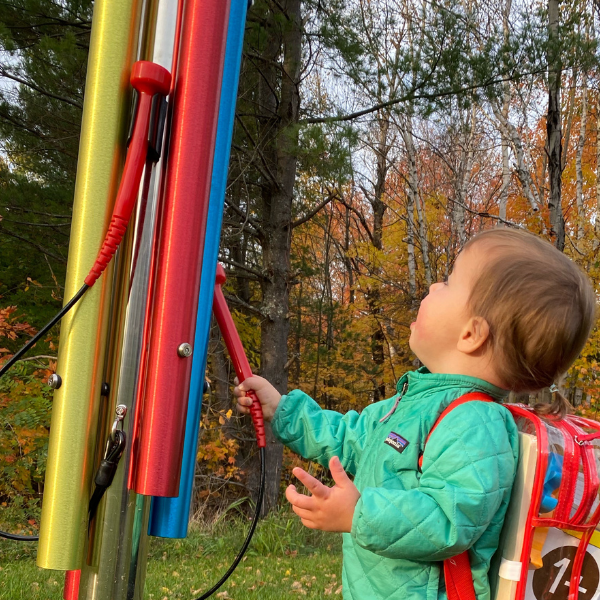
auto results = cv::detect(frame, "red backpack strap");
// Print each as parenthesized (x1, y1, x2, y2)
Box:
(420, 392, 493, 600)
(445, 553, 478, 600)
(418, 392, 493, 469)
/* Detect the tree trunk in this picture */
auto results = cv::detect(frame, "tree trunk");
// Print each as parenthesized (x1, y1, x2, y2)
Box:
(596, 90, 600, 242)
(547, 0, 565, 250)
(256, 0, 302, 514)
(454, 106, 476, 247)
(414, 189, 432, 288)
(344, 204, 355, 303)
(367, 115, 391, 402)
(402, 116, 419, 300)
(576, 73, 587, 241)
(491, 101, 542, 213)
(500, 0, 511, 226)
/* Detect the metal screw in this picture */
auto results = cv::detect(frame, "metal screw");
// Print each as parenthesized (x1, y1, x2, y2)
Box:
(115, 404, 127, 418)
(177, 343, 193, 358)
(48, 374, 62, 389)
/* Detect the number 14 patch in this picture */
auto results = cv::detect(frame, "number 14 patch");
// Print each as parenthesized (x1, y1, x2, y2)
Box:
(384, 432, 409, 453)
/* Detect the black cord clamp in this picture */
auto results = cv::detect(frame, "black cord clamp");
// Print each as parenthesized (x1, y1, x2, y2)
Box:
(88, 426, 127, 524)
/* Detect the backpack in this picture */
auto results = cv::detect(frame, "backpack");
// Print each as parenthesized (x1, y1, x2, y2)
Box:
(425, 395, 600, 600)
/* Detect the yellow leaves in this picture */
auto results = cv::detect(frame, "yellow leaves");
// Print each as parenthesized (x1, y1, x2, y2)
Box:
(196, 430, 240, 481)
(218, 409, 233, 425)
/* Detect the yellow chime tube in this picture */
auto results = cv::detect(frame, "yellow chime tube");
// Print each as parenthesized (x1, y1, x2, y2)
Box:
(37, 0, 143, 570)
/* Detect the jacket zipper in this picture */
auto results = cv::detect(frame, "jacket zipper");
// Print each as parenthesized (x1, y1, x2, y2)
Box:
(378, 381, 408, 423)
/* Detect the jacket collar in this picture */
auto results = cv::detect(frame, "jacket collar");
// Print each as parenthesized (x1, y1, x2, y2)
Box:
(395, 366, 509, 402)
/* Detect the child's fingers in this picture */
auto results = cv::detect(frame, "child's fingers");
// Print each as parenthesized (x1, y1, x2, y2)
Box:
(299, 518, 317, 529)
(292, 467, 328, 498)
(236, 397, 252, 414)
(285, 484, 314, 509)
(291, 504, 314, 521)
(329, 456, 351, 486)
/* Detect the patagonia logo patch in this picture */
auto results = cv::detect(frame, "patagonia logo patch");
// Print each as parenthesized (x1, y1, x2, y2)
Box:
(384, 431, 409, 453)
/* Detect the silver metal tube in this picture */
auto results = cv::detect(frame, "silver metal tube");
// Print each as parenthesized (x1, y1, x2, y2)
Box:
(77, 0, 179, 598)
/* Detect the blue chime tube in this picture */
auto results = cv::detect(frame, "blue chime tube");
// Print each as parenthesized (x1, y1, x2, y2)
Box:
(147, 0, 249, 538)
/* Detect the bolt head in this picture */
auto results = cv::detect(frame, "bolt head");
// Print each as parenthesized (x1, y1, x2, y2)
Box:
(177, 343, 193, 358)
(48, 374, 62, 389)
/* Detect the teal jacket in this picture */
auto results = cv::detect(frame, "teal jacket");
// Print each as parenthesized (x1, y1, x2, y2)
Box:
(271, 368, 519, 600)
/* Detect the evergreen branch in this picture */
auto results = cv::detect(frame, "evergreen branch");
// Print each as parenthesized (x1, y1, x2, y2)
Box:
(0, 67, 83, 109)
(1, 218, 71, 228)
(0, 226, 66, 263)
(4, 206, 71, 219)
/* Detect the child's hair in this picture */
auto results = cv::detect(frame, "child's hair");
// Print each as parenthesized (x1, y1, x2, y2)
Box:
(463, 228, 596, 417)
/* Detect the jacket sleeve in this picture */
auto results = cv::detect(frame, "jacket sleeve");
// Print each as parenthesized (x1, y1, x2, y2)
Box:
(351, 402, 518, 560)
(271, 389, 397, 476)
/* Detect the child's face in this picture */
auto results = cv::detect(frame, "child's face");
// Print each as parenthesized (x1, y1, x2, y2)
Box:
(409, 246, 484, 372)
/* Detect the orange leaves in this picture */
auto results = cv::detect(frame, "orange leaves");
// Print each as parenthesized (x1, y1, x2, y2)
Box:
(0, 306, 36, 342)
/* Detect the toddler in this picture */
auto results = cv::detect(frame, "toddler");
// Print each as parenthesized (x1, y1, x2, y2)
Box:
(234, 228, 595, 600)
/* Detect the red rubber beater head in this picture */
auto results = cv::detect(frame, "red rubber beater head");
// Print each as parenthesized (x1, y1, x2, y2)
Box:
(131, 60, 171, 97)
(215, 263, 227, 286)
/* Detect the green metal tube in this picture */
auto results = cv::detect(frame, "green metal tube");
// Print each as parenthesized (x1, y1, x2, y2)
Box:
(37, 0, 143, 571)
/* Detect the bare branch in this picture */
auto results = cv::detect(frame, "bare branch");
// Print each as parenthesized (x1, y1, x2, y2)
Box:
(302, 69, 546, 125)
(291, 193, 336, 228)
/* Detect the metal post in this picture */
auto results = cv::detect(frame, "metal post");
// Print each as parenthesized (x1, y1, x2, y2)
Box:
(77, 1, 179, 597)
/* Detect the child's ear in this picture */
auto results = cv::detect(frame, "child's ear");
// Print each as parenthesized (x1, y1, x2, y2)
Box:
(456, 316, 490, 355)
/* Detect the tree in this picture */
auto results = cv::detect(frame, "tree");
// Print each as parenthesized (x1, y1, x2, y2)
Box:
(0, 0, 91, 323)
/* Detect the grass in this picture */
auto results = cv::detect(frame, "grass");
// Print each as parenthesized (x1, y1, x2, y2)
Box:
(0, 509, 343, 599)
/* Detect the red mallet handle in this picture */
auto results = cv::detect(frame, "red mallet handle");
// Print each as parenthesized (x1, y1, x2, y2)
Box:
(213, 264, 266, 448)
(85, 61, 171, 287)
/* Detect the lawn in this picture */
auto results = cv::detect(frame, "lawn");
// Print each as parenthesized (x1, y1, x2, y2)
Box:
(0, 510, 343, 599)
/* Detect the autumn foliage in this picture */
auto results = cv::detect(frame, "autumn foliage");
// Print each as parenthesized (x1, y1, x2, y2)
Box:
(0, 307, 48, 534)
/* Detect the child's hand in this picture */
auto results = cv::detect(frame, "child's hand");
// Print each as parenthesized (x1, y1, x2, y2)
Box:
(233, 375, 281, 421)
(286, 456, 360, 533)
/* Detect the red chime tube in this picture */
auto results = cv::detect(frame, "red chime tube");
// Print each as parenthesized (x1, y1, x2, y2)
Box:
(213, 265, 266, 448)
(63, 570, 80, 600)
(130, 0, 231, 496)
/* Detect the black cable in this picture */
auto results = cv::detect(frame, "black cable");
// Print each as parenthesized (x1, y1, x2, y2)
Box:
(0, 282, 90, 542)
(195, 446, 266, 600)
(0, 283, 89, 381)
